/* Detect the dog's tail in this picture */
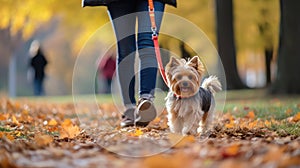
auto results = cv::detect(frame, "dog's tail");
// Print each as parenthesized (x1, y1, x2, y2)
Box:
(201, 76, 222, 94)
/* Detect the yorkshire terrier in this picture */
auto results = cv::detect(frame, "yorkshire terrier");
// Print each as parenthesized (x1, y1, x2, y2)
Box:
(165, 56, 222, 135)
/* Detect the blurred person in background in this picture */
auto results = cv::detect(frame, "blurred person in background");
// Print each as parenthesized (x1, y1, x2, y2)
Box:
(98, 50, 116, 94)
(29, 40, 48, 96)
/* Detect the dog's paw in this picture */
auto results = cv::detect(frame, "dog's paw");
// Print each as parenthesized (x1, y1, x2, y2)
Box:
(198, 129, 212, 138)
(182, 127, 197, 136)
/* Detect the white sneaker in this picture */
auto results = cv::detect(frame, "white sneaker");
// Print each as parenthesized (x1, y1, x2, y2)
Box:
(135, 96, 157, 124)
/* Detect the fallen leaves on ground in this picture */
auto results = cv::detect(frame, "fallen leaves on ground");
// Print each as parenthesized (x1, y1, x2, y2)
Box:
(292, 112, 300, 122)
(0, 98, 300, 168)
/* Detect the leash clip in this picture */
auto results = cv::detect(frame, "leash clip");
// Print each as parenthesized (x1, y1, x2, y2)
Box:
(151, 27, 157, 37)
(148, 6, 155, 12)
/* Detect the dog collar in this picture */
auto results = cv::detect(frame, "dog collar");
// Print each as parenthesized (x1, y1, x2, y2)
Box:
(173, 93, 182, 99)
(173, 93, 191, 100)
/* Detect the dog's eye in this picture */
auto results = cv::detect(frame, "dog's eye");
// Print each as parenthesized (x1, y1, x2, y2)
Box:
(176, 75, 182, 80)
(188, 75, 194, 80)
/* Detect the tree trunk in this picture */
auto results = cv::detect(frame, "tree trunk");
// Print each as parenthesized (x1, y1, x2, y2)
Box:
(215, 0, 246, 90)
(265, 49, 273, 86)
(271, 0, 300, 94)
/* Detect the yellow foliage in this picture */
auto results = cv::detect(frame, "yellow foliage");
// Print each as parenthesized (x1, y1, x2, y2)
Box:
(0, 8, 10, 29)
(22, 23, 35, 39)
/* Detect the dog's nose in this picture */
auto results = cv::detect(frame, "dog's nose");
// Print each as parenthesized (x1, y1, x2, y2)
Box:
(182, 81, 189, 87)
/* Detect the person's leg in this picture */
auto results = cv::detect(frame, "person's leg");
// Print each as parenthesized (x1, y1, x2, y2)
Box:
(133, 0, 165, 125)
(40, 78, 45, 95)
(137, 0, 165, 97)
(33, 79, 39, 96)
(106, 78, 112, 94)
(107, 1, 137, 107)
(34, 78, 43, 96)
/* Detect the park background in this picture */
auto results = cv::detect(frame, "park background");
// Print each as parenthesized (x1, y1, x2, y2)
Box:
(1, 0, 298, 97)
(1, 1, 300, 167)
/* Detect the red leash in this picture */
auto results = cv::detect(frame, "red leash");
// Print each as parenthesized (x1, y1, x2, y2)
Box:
(148, 0, 169, 86)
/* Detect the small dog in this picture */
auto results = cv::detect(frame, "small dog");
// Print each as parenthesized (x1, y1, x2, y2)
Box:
(165, 56, 222, 135)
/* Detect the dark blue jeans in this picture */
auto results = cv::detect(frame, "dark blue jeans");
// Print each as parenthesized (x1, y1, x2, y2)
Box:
(108, 0, 165, 107)
(33, 78, 45, 96)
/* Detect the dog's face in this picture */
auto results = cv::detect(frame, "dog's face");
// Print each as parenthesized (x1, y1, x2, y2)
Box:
(165, 56, 205, 98)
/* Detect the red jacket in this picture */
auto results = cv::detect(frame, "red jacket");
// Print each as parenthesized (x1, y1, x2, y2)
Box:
(99, 56, 116, 79)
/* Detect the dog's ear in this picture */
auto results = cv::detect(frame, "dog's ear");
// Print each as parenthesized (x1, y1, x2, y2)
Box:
(165, 56, 181, 87)
(168, 56, 181, 68)
(188, 56, 205, 75)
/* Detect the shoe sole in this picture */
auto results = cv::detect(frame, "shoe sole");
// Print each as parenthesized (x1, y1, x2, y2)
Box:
(120, 108, 135, 127)
(135, 100, 157, 123)
(120, 121, 134, 127)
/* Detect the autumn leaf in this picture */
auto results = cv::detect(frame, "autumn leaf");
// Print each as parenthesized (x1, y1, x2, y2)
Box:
(224, 113, 235, 129)
(151, 117, 161, 124)
(144, 152, 192, 168)
(225, 121, 235, 129)
(221, 143, 240, 158)
(129, 128, 144, 137)
(292, 112, 300, 122)
(144, 154, 175, 168)
(0, 132, 15, 141)
(245, 111, 255, 119)
(279, 156, 300, 168)
(21, 109, 29, 115)
(61, 119, 72, 127)
(168, 133, 195, 148)
(59, 118, 80, 139)
(0, 114, 8, 121)
(14, 102, 21, 110)
(262, 145, 285, 163)
(48, 119, 58, 126)
(285, 108, 293, 116)
(264, 120, 271, 127)
(0, 149, 16, 168)
(11, 115, 19, 125)
(14, 131, 22, 137)
(248, 120, 258, 129)
(1, 133, 15, 141)
(34, 134, 53, 147)
(59, 124, 80, 139)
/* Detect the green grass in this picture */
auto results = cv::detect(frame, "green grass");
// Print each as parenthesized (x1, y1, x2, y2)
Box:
(0, 126, 11, 132)
(270, 122, 300, 136)
(223, 89, 300, 136)
(224, 103, 300, 120)
(16, 94, 114, 104)
(223, 89, 300, 120)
